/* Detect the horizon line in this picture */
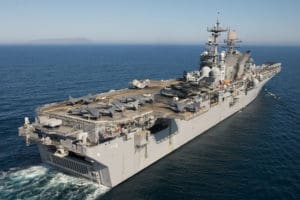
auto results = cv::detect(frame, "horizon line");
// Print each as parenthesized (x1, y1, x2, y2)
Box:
(0, 42, 299, 47)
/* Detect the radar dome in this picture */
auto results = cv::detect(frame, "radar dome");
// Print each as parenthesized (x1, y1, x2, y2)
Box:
(210, 67, 221, 78)
(201, 66, 211, 77)
(201, 51, 208, 56)
(210, 67, 221, 82)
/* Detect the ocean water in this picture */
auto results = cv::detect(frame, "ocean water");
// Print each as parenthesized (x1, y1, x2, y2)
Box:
(0, 45, 299, 200)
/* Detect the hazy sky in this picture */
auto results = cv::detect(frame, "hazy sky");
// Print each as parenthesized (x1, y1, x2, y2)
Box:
(0, 0, 299, 45)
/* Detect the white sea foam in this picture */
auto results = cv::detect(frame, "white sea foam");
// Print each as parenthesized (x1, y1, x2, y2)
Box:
(10, 165, 48, 179)
(265, 89, 280, 100)
(0, 165, 110, 200)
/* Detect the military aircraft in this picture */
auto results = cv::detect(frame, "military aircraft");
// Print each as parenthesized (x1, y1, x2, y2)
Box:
(124, 100, 139, 110)
(136, 95, 154, 105)
(119, 96, 136, 103)
(67, 94, 96, 105)
(160, 87, 187, 98)
(111, 101, 126, 112)
(68, 107, 101, 119)
(98, 108, 114, 118)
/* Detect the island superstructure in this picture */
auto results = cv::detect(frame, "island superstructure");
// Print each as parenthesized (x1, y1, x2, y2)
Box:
(19, 20, 281, 188)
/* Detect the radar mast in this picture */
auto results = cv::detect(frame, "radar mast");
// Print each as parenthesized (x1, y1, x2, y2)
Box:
(224, 29, 241, 53)
(206, 18, 227, 66)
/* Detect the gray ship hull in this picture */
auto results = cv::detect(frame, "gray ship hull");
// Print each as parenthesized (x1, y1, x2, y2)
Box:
(37, 78, 269, 188)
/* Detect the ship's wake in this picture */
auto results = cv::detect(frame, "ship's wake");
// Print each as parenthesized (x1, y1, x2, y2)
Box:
(0, 165, 110, 200)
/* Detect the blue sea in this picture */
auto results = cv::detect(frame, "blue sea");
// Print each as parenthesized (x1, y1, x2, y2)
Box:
(0, 45, 299, 200)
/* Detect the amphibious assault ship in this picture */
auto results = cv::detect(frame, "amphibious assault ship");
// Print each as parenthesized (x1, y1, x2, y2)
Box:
(19, 20, 281, 188)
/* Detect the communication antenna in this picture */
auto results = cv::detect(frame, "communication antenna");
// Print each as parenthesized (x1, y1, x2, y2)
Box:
(206, 12, 228, 65)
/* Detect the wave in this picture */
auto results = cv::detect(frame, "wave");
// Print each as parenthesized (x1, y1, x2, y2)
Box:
(0, 165, 110, 200)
